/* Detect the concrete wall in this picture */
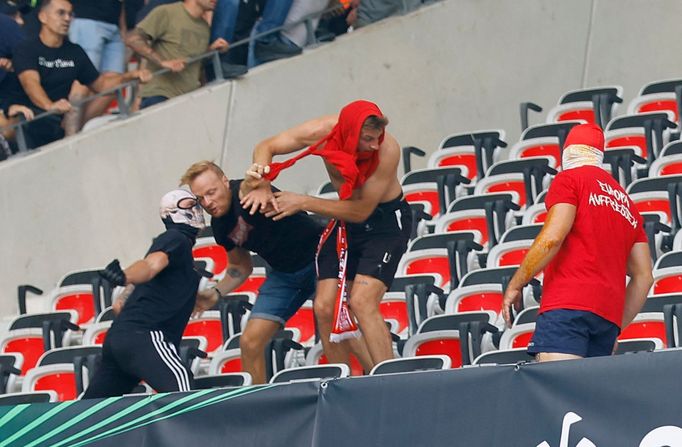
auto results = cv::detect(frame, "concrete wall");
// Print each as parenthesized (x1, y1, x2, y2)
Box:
(1, 0, 681, 315)
(0, 84, 232, 314)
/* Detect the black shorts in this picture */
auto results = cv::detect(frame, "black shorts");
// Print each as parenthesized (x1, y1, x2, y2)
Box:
(317, 197, 412, 288)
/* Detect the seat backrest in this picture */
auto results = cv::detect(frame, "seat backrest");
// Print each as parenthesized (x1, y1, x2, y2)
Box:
(402, 330, 463, 368)
(369, 355, 451, 375)
(0, 391, 56, 406)
(1, 328, 47, 376)
(460, 267, 518, 287)
(22, 363, 78, 401)
(37, 346, 102, 367)
(183, 311, 223, 353)
(269, 363, 350, 384)
(193, 372, 253, 390)
(9, 311, 76, 331)
(499, 225, 542, 244)
(208, 349, 242, 375)
(499, 323, 536, 350)
(472, 348, 533, 365)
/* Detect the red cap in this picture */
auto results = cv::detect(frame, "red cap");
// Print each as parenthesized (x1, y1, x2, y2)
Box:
(563, 123, 605, 152)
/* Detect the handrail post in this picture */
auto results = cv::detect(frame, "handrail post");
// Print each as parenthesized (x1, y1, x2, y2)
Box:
(211, 51, 224, 82)
(304, 18, 316, 46)
(15, 120, 29, 153)
(115, 86, 129, 118)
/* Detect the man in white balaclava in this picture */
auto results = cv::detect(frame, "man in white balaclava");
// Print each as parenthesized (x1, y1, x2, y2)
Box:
(83, 189, 206, 398)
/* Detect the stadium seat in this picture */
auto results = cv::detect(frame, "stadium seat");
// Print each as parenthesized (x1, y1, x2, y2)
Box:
(618, 313, 667, 347)
(614, 338, 662, 355)
(401, 167, 470, 217)
(369, 355, 451, 375)
(605, 112, 677, 164)
(472, 347, 534, 365)
(402, 330, 466, 368)
(0, 391, 57, 405)
(0, 329, 46, 377)
(183, 311, 224, 354)
(652, 268, 682, 295)
(499, 323, 536, 350)
(208, 348, 243, 375)
(305, 343, 365, 376)
(0, 353, 22, 394)
(22, 363, 78, 401)
(509, 121, 583, 168)
(82, 321, 112, 345)
(269, 363, 350, 384)
(193, 372, 253, 390)
(284, 301, 316, 346)
(486, 240, 533, 268)
(397, 232, 483, 291)
(627, 78, 682, 124)
(426, 130, 507, 182)
(437, 193, 519, 249)
(545, 86, 623, 126)
(475, 157, 556, 208)
(444, 285, 504, 315)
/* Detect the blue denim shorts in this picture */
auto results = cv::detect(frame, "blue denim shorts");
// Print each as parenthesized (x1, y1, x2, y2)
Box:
(250, 262, 317, 325)
(69, 18, 125, 73)
(527, 309, 620, 358)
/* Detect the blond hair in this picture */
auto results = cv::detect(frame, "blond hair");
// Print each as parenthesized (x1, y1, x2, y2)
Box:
(180, 161, 225, 186)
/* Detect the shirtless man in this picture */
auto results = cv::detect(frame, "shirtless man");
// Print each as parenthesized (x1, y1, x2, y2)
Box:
(242, 100, 411, 369)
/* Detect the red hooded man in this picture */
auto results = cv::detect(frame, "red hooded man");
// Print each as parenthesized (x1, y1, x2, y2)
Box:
(242, 100, 411, 370)
(502, 123, 653, 362)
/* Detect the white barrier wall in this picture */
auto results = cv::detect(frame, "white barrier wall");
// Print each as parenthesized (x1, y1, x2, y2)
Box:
(1, 0, 681, 315)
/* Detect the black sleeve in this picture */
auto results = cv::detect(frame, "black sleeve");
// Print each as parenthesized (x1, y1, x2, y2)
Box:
(75, 45, 100, 86)
(12, 40, 38, 75)
(212, 223, 236, 252)
(147, 230, 187, 259)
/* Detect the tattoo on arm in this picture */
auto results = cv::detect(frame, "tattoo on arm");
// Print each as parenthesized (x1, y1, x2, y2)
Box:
(127, 30, 163, 65)
(225, 267, 246, 279)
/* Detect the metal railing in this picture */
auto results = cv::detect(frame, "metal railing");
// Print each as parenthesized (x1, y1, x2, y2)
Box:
(1, 1, 426, 155)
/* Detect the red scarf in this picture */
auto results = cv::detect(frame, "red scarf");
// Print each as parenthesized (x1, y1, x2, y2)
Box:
(265, 100, 385, 342)
(264, 100, 383, 199)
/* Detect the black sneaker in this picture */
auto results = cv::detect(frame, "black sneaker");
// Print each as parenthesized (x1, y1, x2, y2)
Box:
(254, 39, 302, 63)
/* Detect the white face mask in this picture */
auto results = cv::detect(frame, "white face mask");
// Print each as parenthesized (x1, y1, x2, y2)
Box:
(159, 189, 205, 229)
(561, 144, 604, 171)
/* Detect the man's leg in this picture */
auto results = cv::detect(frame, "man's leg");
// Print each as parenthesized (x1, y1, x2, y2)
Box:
(239, 318, 281, 384)
(348, 274, 393, 367)
(314, 278, 353, 365)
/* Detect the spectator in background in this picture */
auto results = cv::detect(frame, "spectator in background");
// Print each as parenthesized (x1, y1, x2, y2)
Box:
(348, 0, 419, 28)
(126, 0, 229, 109)
(67, 0, 128, 130)
(280, 0, 328, 50)
(12, 0, 151, 149)
(247, 0, 301, 67)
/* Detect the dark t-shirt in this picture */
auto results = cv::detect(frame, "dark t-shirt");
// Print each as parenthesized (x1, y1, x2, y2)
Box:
(110, 229, 200, 347)
(71, 0, 122, 25)
(0, 15, 24, 112)
(12, 38, 99, 108)
(211, 180, 323, 273)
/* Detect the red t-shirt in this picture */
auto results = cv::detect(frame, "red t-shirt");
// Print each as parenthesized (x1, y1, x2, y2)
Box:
(539, 165, 648, 327)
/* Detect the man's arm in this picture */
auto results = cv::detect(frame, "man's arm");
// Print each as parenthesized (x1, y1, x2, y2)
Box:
(125, 28, 186, 72)
(17, 70, 71, 112)
(241, 115, 338, 214)
(621, 242, 654, 329)
(252, 115, 337, 166)
(194, 247, 253, 312)
(501, 203, 577, 326)
(123, 251, 170, 285)
(267, 135, 401, 223)
(88, 69, 152, 93)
